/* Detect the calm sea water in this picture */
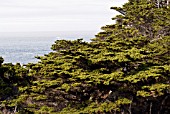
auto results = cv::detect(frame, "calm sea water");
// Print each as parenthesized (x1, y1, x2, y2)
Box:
(0, 31, 95, 64)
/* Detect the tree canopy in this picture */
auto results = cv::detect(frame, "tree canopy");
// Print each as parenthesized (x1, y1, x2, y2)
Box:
(0, 0, 170, 113)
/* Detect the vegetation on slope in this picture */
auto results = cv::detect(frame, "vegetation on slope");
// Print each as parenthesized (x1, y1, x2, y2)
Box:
(0, 0, 170, 113)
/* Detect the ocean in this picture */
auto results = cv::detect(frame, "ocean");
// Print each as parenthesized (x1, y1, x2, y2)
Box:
(0, 31, 95, 64)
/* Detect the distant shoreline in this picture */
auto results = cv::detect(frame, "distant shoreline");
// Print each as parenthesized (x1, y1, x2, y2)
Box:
(0, 31, 97, 39)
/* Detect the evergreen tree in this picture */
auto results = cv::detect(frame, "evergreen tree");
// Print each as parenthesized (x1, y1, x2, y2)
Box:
(0, 0, 169, 113)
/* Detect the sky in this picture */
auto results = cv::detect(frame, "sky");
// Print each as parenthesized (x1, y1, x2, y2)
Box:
(0, 0, 128, 32)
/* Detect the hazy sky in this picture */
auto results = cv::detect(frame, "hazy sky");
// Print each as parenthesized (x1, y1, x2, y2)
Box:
(0, 0, 128, 32)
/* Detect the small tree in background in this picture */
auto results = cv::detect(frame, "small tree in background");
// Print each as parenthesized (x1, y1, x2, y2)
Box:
(0, 57, 4, 67)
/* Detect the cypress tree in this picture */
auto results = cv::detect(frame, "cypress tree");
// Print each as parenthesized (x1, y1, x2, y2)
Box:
(0, 0, 169, 113)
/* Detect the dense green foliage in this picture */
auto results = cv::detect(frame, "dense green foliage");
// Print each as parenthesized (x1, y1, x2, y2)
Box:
(0, 0, 170, 113)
